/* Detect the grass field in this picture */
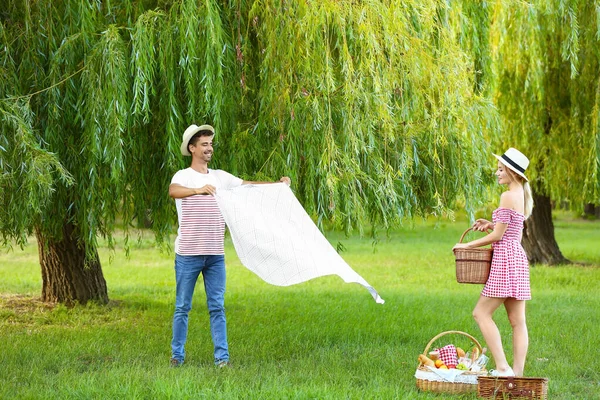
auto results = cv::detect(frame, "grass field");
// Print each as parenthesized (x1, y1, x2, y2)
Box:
(1, 212, 599, 399)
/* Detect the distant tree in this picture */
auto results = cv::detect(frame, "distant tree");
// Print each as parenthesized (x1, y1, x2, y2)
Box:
(583, 204, 600, 219)
(1, 0, 497, 303)
(487, 0, 600, 264)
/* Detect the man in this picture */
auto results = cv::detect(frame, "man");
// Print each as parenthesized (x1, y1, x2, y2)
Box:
(169, 124, 290, 368)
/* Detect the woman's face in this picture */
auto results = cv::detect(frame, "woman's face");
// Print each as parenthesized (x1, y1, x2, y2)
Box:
(495, 161, 512, 185)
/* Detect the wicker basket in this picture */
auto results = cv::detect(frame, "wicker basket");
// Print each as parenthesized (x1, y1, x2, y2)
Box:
(453, 227, 493, 284)
(478, 376, 549, 399)
(415, 330, 487, 393)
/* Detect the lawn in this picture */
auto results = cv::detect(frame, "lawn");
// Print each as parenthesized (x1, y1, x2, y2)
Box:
(1, 212, 598, 399)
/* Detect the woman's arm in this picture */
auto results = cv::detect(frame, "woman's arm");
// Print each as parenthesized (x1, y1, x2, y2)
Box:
(453, 192, 515, 249)
(454, 222, 508, 249)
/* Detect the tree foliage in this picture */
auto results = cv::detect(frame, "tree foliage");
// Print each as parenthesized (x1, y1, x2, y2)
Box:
(488, 0, 600, 206)
(0, 0, 497, 260)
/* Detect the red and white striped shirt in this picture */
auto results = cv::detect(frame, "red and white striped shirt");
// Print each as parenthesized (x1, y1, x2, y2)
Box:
(171, 168, 243, 255)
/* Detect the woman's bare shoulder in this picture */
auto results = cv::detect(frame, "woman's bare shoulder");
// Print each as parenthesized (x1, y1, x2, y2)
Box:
(499, 191, 519, 207)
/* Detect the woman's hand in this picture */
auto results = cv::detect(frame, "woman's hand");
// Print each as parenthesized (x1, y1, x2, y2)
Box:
(472, 219, 493, 232)
(453, 243, 470, 251)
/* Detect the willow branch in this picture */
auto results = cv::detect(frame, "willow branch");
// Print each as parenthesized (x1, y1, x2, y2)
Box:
(1, 66, 86, 102)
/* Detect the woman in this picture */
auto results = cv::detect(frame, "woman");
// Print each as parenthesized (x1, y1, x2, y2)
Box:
(453, 148, 533, 377)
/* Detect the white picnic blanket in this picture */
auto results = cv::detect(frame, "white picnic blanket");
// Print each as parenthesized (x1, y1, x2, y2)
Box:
(415, 366, 478, 384)
(214, 183, 384, 304)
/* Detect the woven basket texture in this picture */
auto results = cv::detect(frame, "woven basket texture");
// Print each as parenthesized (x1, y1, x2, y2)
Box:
(454, 228, 492, 284)
(415, 331, 487, 394)
(478, 376, 548, 399)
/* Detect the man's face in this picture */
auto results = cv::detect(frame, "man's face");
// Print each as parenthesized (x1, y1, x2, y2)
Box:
(190, 135, 214, 162)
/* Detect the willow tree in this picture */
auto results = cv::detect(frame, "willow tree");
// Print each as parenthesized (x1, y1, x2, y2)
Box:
(488, 0, 600, 264)
(0, 1, 132, 303)
(1, 0, 497, 304)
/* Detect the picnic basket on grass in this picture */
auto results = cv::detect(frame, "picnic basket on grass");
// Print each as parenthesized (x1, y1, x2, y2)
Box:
(478, 376, 549, 399)
(415, 330, 487, 394)
(453, 227, 493, 284)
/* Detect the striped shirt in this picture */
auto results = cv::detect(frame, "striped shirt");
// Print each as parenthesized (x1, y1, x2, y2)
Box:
(171, 168, 243, 255)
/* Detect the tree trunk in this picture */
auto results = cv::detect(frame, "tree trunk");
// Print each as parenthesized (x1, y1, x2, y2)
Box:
(522, 194, 570, 265)
(584, 203, 600, 219)
(36, 222, 109, 304)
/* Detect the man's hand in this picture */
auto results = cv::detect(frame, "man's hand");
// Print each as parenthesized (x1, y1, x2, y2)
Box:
(195, 185, 217, 195)
(279, 176, 291, 186)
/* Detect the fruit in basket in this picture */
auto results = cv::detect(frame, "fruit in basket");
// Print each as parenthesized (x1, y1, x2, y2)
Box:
(458, 356, 472, 369)
(456, 363, 468, 370)
(439, 365, 449, 369)
(456, 347, 465, 358)
(418, 354, 435, 367)
(434, 359, 444, 368)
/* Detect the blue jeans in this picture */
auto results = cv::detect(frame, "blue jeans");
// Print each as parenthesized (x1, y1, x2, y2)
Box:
(171, 254, 228, 364)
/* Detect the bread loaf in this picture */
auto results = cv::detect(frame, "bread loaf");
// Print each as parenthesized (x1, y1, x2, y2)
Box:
(428, 350, 439, 361)
(418, 354, 435, 367)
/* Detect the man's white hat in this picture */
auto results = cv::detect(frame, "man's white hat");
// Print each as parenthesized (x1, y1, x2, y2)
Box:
(180, 124, 215, 156)
(493, 147, 529, 181)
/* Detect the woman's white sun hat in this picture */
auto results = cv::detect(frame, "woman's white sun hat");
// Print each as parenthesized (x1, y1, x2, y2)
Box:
(180, 124, 215, 156)
(493, 147, 529, 181)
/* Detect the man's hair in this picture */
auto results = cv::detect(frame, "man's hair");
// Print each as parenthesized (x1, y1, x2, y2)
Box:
(187, 129, 214, 152)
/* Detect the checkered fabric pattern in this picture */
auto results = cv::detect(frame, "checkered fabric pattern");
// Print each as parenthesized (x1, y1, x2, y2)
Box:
(438, 345, 458, 368)
(481, 208, 531, 300)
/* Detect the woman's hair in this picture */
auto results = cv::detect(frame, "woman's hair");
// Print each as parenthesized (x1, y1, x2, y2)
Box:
(504, 166, 534, 219)
(523, 181, 533, 219)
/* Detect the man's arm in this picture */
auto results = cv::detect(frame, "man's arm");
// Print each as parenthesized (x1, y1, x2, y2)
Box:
(242, 176, 291, 186)
(169, 183, 216, 199)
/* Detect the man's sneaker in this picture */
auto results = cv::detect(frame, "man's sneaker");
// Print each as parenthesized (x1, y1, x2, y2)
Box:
(170, 358, 183, 368)
(216, 360, 230, 369)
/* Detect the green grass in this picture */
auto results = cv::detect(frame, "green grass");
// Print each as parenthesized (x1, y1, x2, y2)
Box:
(1, 212, 599, 399)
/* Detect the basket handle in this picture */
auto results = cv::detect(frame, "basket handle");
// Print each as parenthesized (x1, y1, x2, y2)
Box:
(419, 330, 483, 366)
(458, 228, 474, 243)
(458, 227, 492, 243)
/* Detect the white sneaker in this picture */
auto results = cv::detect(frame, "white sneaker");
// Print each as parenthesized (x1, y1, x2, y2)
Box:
(490, 366, 515, 377)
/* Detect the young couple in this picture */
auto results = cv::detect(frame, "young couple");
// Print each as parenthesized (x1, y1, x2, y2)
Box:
(169, 123, 533, 377)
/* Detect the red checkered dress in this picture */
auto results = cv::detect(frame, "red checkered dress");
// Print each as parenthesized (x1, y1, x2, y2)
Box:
(481, 208, 531, 300)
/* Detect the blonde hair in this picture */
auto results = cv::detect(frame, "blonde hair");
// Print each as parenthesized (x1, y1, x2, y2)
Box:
(504, 166, 534, 219)
(523, 181, 533, 219)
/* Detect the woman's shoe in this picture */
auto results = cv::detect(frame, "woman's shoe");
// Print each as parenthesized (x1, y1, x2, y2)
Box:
(489, 366, 515, 377)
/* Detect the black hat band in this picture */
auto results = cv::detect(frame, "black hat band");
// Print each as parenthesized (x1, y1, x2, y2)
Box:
(501, 154, 525, 173)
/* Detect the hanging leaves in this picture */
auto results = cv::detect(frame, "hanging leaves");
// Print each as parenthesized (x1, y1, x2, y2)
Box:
(0, 0, 498, 252)
(489, 0, 600, 206)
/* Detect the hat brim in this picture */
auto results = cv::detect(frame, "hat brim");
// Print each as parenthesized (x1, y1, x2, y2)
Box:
(180, 126, 215, 156)
(493, 154, 528, 181)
